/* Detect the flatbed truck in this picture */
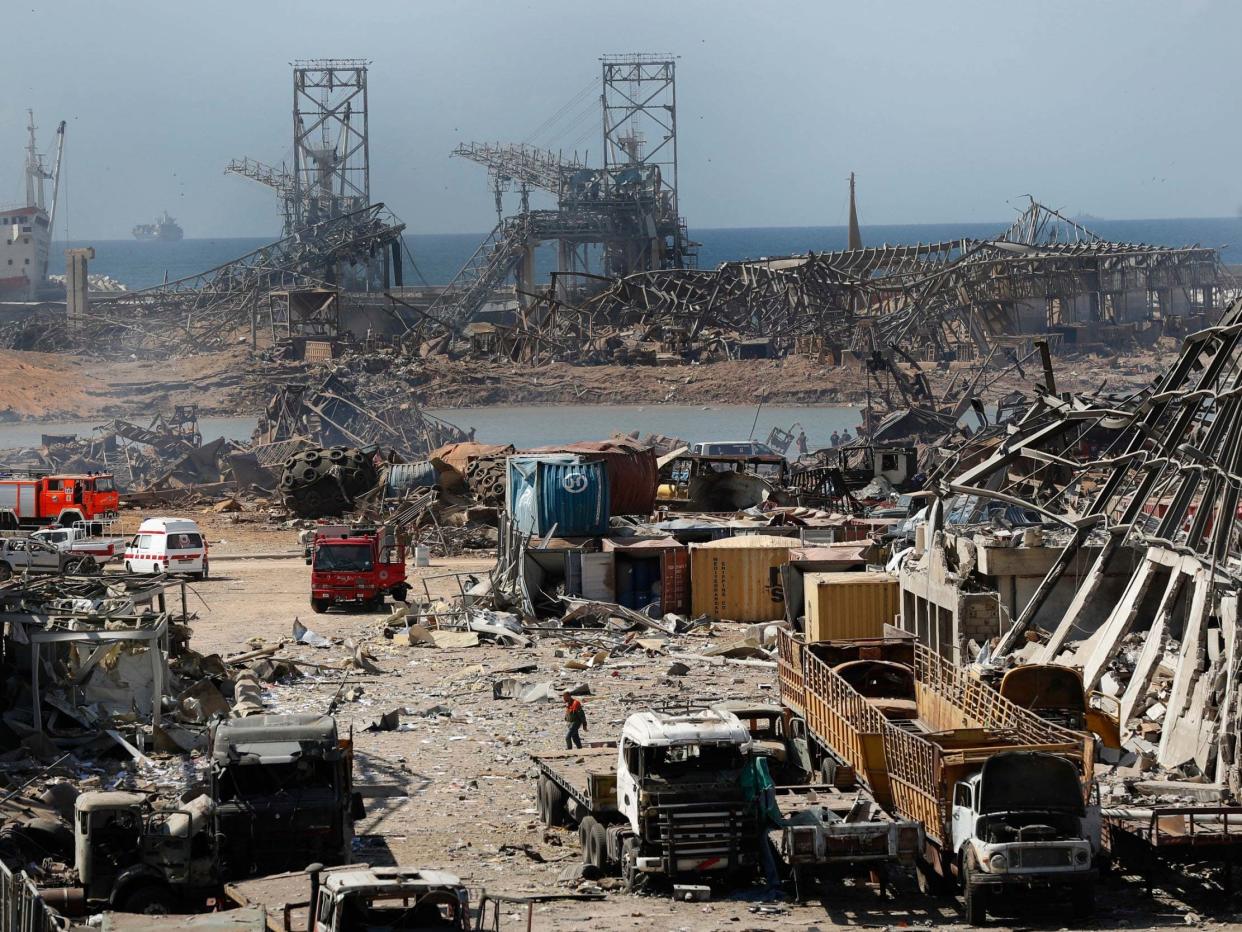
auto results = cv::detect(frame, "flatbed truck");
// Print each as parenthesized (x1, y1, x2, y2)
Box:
(778, 630, 1098, 924)
(531, 706, 759, 891)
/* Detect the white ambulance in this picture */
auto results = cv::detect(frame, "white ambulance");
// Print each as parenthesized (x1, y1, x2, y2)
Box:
(123, 517, 209, 578)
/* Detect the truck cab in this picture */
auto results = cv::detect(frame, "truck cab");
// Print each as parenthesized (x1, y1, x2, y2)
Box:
(614, 707, 757, 881)
(74, 790, 217, 915)
(309, 525, 409, 612)
(951, 751, 1095, 923)
(308, 866, 471, 931)
(210, 714, 364, 880)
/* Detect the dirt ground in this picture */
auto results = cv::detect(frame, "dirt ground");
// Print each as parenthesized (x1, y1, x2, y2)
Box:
(126, 509, 1229, 931)
(0, 343, 1177, 424)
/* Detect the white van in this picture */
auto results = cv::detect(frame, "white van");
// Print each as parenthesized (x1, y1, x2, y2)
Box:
(124, 517, 209, 578)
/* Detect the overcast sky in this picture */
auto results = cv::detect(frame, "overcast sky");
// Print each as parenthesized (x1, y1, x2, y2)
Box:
(3, 0, 1239, 240)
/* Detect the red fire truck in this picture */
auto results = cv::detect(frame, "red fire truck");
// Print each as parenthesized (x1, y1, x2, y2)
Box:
(0, 473, 120, 527)
(308, 524, 409, 613)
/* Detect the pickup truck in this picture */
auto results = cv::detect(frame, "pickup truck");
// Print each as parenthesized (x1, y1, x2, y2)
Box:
(532, 705, 759, 891)
(30, 521, 128, 563)
(0, 535, 99, 578)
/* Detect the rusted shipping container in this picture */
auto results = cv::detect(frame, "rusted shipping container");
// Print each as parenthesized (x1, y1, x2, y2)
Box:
(803, 572, 899, 642)
(689, 534, 797, 622)
(530, 440, 658, 517)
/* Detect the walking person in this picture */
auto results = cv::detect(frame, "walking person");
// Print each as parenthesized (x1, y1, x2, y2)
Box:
(563, 692, 587, 749)
(830, 429, 841, 448)
(796, 430, 808, 456)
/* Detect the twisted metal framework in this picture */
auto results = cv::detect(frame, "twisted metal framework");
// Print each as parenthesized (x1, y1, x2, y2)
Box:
(82, 205, 405, 355)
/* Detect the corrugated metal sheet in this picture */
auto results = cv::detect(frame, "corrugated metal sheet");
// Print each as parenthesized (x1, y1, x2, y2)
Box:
(689, 535, 797, 622)
(803, 572, 899, 642)
(385, 460, 437, 493)
(530, 440, 658, 517)
(507, 455, 609, 537)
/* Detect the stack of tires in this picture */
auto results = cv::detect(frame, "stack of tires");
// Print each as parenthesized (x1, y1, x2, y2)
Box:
(280, 447, 379, 518)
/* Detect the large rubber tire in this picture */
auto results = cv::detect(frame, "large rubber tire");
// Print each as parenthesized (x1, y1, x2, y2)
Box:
(545, 780, 569, 827)
(0, 562, 13, 581)
(536, 776, 550, 825)
(621, 836, 645, 894)
(578, 815, 597, 860)
(119, 883, 178, 916)
(962, 864, 987, 926)
(588, 820, 609, 872)
(312, 598, 330, 614)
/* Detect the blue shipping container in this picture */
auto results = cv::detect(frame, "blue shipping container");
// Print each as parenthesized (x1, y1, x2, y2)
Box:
(507, 455, 610, 537)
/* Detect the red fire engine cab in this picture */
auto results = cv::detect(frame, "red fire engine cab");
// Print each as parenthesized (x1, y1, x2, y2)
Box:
(0, 473, 120, 527)
(308, 524, 409, 613)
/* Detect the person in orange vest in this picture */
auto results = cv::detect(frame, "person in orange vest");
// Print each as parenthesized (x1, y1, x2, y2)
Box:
(563, 692, 587, 749)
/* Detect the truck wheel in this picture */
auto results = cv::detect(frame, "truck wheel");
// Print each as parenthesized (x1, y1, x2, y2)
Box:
(1071, 885, 1094, 920)
(917, 857, 954, 897)
(588, 821, 609, 872)
(120, 882, 178, 915)
(962, 864, 987, 926)
(0, 563, 11, 581)
(536, 775, 550, 824)
(578, 815, 597, 858)
(545, 781, 569, 827)
(312, 598, 330, 614)
(621, 836, 645, 894)
(391, 584, 409, 603)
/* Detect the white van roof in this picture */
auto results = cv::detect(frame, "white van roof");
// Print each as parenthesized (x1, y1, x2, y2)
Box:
(137, 517, 202, 534)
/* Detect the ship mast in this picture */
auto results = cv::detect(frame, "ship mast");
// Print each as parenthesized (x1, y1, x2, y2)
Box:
(24, 110, 50, 209)
(47, 121, 66, 233)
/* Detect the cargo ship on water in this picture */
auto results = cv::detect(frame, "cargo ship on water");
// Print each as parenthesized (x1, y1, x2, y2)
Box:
(0, 111, 64, 302)
(132, 210, 183, 241)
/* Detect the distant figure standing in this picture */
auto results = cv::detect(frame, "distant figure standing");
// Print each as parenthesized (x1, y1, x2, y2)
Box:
(830, 429, 841, 448)
(796, 430, 808, 456)
(563, 692, 587, 749)
(841, 428, 853, 445)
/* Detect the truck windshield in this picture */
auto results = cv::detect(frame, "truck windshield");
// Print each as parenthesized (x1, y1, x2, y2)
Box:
(94, 477, 115, 492)
(315, 544, 373, 572)
(643, 743, 746, 783)
(214, 758, 337, 801)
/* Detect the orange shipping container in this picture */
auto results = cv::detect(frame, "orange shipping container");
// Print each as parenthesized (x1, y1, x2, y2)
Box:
(689, 535, 797, 622)
(802, 572, 899, 642)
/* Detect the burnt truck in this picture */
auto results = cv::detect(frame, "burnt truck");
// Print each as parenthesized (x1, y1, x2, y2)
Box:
(68, 714, 363, 915)
(777, 631, 1097, 925)
(532, 706, 760, 890)
(211, 713, 364, 879)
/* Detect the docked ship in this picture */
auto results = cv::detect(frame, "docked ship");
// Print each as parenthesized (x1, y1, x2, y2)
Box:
(0, 112, 64, 302)
(132, 211, 183, 242)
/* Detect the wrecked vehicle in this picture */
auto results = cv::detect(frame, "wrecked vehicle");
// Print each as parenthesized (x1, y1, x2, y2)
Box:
(30, 519, 128, 563)
(72, 790, 217, 915)
(532, 705, 759, 890)
(211, 714, 364, 879)
(62, 714, 363, 915)
(227, 865, 474, 931)
(0, 535, 100, 578)
(308, 524, 408, 612)
(950, 752, 1096, 924)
